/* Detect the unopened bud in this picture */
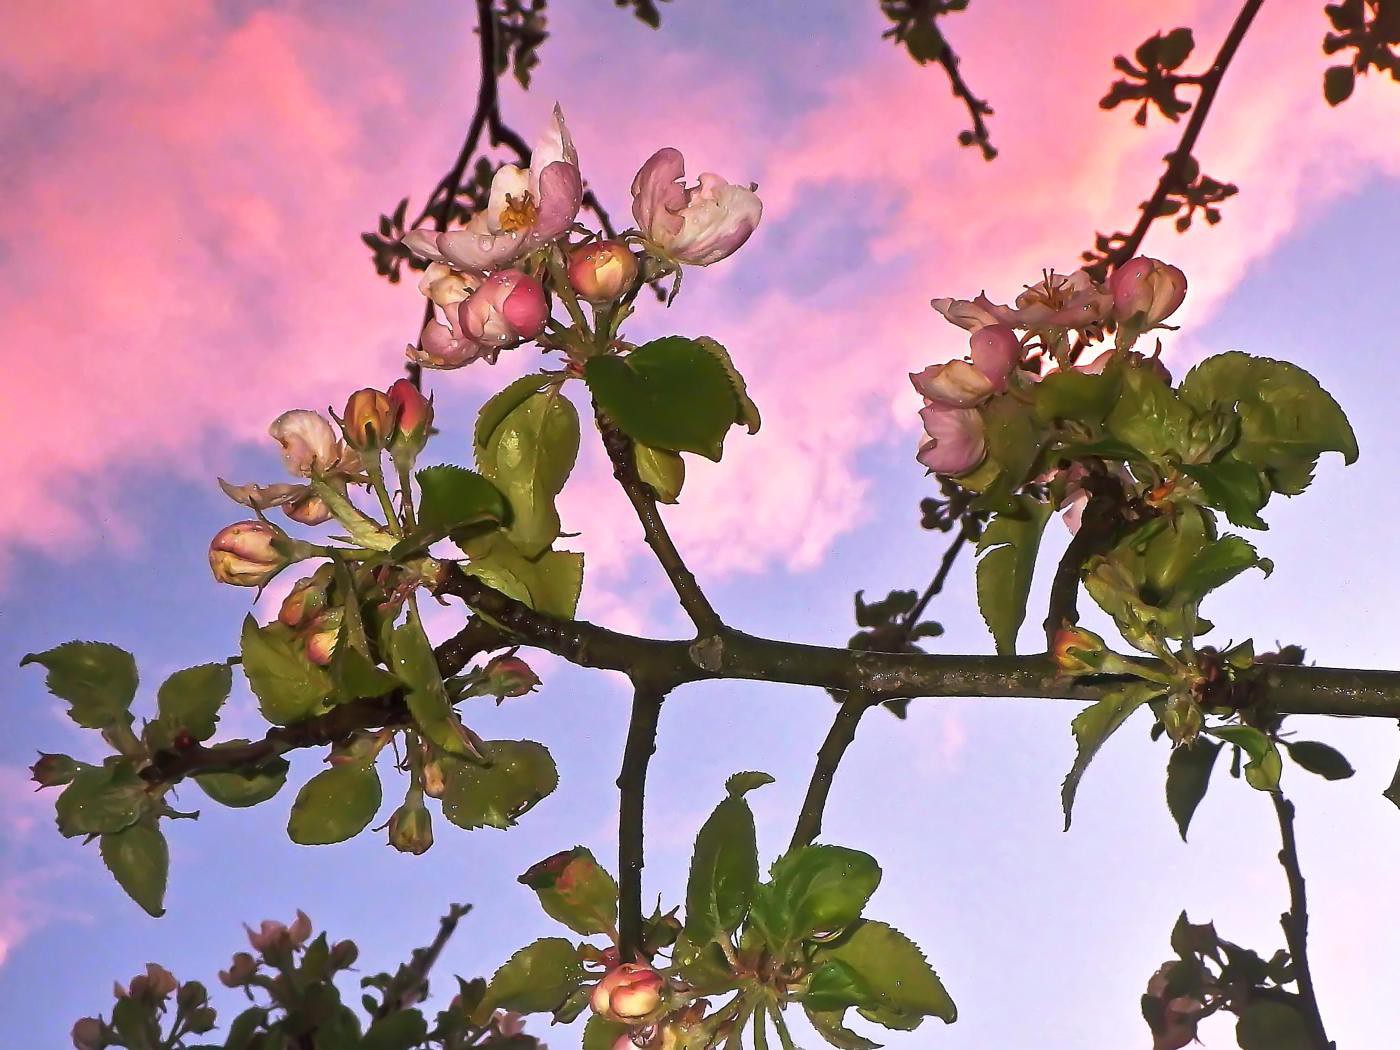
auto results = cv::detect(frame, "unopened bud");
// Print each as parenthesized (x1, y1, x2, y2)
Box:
(1051, 625, 1107, 675)
(477, 655, 540, 701)
(209, 521, 288, 587)
(278, 568, 333, 628)
(568, 241, 639, 303)
(1163, 694, 1204, 745)
(186, 1007, 218, 1034)
(591, 963, 665, 1023)
(302, 609, 344, 667)
(329, 939, 360, 969)
(342, 387, 397, 452)
(71, 1018, 106, 1050)
(387, 378, 434, 459)
(421, 759, 446, 798)
(176, 981, 208, 1011)
(387, 798, 434, 855)
(31, 752, 80, 788)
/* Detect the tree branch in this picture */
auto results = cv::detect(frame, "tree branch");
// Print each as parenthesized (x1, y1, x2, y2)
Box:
(617, 684, 665, 959)
(595, 411, 725, 637)
(1103, 0, 1265, 271)
(790, 690, 877, 851)
(932, 35, 996, 161)
(373, 902, 472, 1020)
(1271, 791, 1334, 1049)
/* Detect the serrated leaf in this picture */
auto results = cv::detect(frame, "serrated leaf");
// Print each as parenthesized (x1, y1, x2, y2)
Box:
(438, 740, 557, 830)
(477, 387, 580, 558)
(388, 604, 480, 760)
(360, 1010, 428, 1050)
(1105, 359, 1193, 461)
(1033, 367, 1121, 425)
(726, 771, 776, 797)
(1283, 740, 1354, 780)
(585, 336, 739, 461)
(1062, 682, 1164, 829)
(474, 372, 556, 451)
(21, 641, 137, 729)
(1166, 739, 1221, 841)
(758, 845, 881, 951)
(805, 958, 877, 1012)
(331, 646, 401, 701)
(406, 465, 510, 555)
(55, 763, 147, 837)
(519, 847, 618, 937)
(195, 755, 290, 808)
(975, 497, 1052, 655)
(462, 539, 584, 620)
(100, 821, 168, 917)
(685, 789, 761, 946)
(1211, 725, 1282, 792)
(148, 662, 232, 748)
(806, 1006, 882, 1049)
(482, 937, 584, 1015)
(240, 616, 334, 725)
(696, 336, 761, 433)
(816, 920, 956, 1029)
(287, 763, 382, 845)
(634, 442, 685, 503)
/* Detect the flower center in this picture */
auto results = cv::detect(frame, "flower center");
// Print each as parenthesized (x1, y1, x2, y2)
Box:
(498, 192, 539, 233)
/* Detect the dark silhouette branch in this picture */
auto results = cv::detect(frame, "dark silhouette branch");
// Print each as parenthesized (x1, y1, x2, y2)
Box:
(790, 690, 877, 851)
(617, 684, 665, 958)
(373, 902, 472, 1020)
(1271, 791, 1334, 1049)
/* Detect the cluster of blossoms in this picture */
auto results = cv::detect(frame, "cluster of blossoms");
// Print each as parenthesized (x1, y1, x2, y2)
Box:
(913, 257, 1186, 480)
(402, 107, 761, 368)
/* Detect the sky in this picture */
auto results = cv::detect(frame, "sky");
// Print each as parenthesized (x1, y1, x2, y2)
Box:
(2, 0, 1399, 1046)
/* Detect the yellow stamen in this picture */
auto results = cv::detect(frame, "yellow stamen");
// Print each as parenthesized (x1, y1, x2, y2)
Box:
(498, 192, 539, 233)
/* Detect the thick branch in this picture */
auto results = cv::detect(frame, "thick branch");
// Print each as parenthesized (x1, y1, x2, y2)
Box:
(1271, 792, 1334, 1049)
(1106, 0, 1265, 269)
(617, 684, 665, 958)
(595, 412, 725, 637)
(790, 690, 877, 851)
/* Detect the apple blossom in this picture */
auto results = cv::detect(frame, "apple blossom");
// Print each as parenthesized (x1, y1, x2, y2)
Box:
(403, 105, 582, 271)
(631, 147, 762, 266)
(591, 963, 665, 1023)
(70, 1018, 105, 1050)
(246, 911, 313, 954)
(269, 410, 358, 478)
(208, 520, 288, 587)
(969, 323, 1022, 387)
(418, 262, 479, 308)
(458, 270, 549, 352)
(410, 307, 494, 370)
(568, 240, 639, 302)
(1012, 269, 1112, 332)
(342, 387, 396, 451)
(916, 405, 985, 476)
(930, 293, 1016, 332)
(910, 360, 997, 407)
(1109, 256, 1186, 346)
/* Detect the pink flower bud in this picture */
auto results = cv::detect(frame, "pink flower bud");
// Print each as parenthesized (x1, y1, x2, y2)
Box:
(591, 963, 665, 1023)
(410, 308, 494, 370)
(342, 388, 396, 452)
(568, 241, 639, 302)
(71, 1018, 106, 1050)
(31, 752, 80, 787)
(302, 609, 343, 667)
(218, 952, 259, 987)
(209, 521, 288, 587)
(1110, 257, 1186, 330)
(480, 655, 541, 699)
(969, 324, 1021, 389)
(127, 963, 178, 1003)
(270, 410, 351, 477)
(909, 361, 996, 408)
(458, 270, 549, 351)
(278, 569, 331, 628)
(387, 378, 434, 450)
(1051, 625, 1107, 674)
(916, 406, 985, 476)
(631, 148, 762, 266)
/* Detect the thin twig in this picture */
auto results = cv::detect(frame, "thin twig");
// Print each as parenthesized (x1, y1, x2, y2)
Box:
(1105, 0, 1266, 269)
(373, 903, 473, 1020)
(903, 524, 973, 633)
(595, 410, 725, 637)
(617, 684, 665, 958)
(790, 690, 877, 851)
(1271, 791, 1334, 1049)
(932, 37, 996, 161)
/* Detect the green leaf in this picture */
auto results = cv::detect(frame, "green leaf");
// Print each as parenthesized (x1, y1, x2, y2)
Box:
(21, 641, 137, 729)
(518, 847, 619, 937)
(55, 763, 147, 837)
(239, 616, 334, 725)
(696, 336, 761, 433)
(388, 604, 480, 761)
(634, 442, 685, 503)
(194, 756, 290, 808)
(1105, 359, 1193, 462)
(684, 777, 768, 946)
(1033, 367, 1121, 425)
(475, 372, 556, 451)
(147, 662, 232, 748)
(1165, 739, 1222, 841)
(417, 464, 511, 531)
(726, 770, 776, 796)
(975, 497, 1052, 655)
(477, 386, 580, 558)
(1283, 740, 1354, 780)
(100, 821, 169, 917)
(806, 1006, 882, 1049)
(583, 1016, 630, 1050)
(462, 539, 584, 619)
(1062, 682, 1163, 829)
(438, 740, 558, 830)
(1179, 352, 1358, 493)
(1181, 460, 1269, 530)
(360, 1010, 428, 1050)
(805, 958, 877, 1012)
(585, 336, 740, 460)
(331, 646, 401, 702)
(482, 937, 584, 1015)
(972, 393, 1043, 511)
(1235, 1000, 1313, 1050)
(816, 920, 956, 1030)
(758, 845, 881, 950)
(286, 763, 382, 845)
(1172, 534, 1272, 605)
(1211, 725, 1282, 791)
